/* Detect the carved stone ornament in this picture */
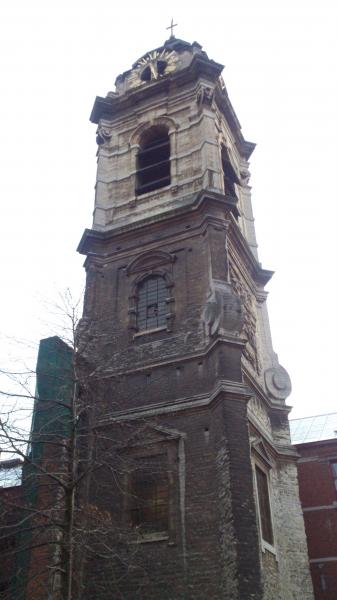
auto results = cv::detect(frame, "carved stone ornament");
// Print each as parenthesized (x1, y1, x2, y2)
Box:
(248, 397, 272, 433)
(203, 283, 244, 337)
(197, 86, 214, 106)
(240, 169, 251, 185)
(128, 49, 178, 89)
(264, 365, 292, 401)
(96, 126, 112, 146)
(250, 437, 274, 468)
(229, 263, 261, 374)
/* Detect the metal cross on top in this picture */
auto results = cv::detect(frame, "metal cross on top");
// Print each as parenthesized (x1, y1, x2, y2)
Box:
(166, 18, 177, 39)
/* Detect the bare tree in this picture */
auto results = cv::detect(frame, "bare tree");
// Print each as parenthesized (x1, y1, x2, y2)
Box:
(0, 291, 158, 600)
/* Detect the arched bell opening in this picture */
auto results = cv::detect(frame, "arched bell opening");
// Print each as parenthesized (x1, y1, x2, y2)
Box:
(136, 125, 171, 195)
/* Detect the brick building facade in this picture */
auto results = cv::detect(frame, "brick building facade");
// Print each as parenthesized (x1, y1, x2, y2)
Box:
(74, 35, 313, 599)
(291, 414, 337, 599)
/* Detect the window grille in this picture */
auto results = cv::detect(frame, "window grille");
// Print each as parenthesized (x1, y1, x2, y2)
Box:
(137, 276, 167, 331)
(130, 475, 169, 533)
(129, 455, 169, 533)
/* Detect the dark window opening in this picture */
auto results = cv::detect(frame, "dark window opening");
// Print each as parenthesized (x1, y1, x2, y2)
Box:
(130, 459, 169, 533)
(136, 127, 170, 195)
(320, 574, 327, 591)
(140, 61, 167, 82)
(332, 462, 337, 492)
(141, 66, 152, 82)
(255, 465, 274, 545)
(221, 146, 239, 200)
(137, 275, 167, 331)
(157, 60, 167, 75)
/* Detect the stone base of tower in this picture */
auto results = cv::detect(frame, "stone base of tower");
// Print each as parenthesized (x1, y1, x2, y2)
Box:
(78, 386, 262, 600)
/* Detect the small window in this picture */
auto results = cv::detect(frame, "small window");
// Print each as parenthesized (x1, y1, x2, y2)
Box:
(332, 462, 337, 491)
(130, 457, 169, 534)
(255, 465, 274, 546)
(140, 66, 152, 82)
(137, 275, 167, 331)
(157, 60, 167, 75)
(320, 573, 327, 592)
(136, 126, 170, 195)
(140, 60, 167, 82)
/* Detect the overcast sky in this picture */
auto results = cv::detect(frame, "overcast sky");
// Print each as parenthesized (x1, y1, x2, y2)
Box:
(0, 0, 336, 418)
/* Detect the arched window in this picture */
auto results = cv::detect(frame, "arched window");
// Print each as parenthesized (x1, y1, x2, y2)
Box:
(136, 126, 170, 195)
(137, 275, 167, 331)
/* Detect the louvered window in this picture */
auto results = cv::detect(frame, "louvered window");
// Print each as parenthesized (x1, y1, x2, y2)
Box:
(136, 127, 170, 195)
(137, 276, 167, 331)
(221, 145, 239, 200)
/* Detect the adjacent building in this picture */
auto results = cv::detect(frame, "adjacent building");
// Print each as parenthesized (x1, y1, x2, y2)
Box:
(291, 413, 337, 599)
(0, 459, 23, 597)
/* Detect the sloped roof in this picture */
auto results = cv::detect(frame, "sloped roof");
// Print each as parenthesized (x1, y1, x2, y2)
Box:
(290, 413, 337, 444)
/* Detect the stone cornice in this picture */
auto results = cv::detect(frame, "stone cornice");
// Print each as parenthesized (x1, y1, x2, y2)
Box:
(79, 192, 272, 288)
(78, 214, 229, 267)
(78, 190, 247, 257)
(90, 54, 223, 124)
(97, 379, 252, 425)
(90, 53, 254, 161)
(95, 378, 298, 462)
(84, 335, 246, 380)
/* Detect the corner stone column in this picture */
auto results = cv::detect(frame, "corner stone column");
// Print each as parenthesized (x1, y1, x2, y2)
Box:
(218, 393, 263, 600)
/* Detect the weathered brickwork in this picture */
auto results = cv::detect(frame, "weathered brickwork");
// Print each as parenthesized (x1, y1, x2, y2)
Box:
(295, 438, 337, 600)
(75, 36, 314, 599)
(266, 462, 314, 600)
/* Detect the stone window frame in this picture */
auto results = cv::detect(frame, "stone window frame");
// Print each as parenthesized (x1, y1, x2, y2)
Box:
(129, 116, 178, 200)
(251, 443, 277, 556)
(129, 461, 169, 532)
(135, 274, 169, 332)
(136, 125, 171, 196)
(123, 439, 178, 545)
(128, 269, 175, 337)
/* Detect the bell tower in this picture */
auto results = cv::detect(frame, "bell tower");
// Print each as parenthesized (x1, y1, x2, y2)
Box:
(78, 36, 313, 600)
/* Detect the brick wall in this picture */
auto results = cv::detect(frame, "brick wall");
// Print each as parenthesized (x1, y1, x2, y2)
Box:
(296, 439, 337, 600)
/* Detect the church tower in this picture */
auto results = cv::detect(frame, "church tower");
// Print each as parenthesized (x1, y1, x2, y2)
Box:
(77, 35, 313, 599)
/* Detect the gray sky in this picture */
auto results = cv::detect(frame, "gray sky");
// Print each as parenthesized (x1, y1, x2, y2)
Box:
(0, 0, 336, 418)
